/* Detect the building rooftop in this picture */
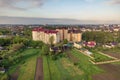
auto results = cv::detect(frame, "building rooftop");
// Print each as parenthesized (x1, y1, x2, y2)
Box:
(32, 27, 58, 34)
(68, 29, 81, 33)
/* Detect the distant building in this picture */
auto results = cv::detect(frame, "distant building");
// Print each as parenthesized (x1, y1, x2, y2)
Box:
(32, 27, 60, 44)
(56, 28, 68, 41)
(56, 28, 82, 42)
(32, 27, 82, 44)
(67, 29, 82, 42)
(73, 42, 82, 49)
(113, 27, 120, 32)
(83, 41, 96, 48)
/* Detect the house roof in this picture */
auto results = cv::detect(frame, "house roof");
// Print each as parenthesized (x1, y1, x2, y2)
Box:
(68, 29, 81, 33)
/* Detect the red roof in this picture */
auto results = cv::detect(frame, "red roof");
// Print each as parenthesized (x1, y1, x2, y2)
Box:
(32, 27, 58, 34)
(87, 41, 96, 46)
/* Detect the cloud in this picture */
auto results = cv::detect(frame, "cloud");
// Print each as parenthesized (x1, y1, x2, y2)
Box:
(0, 0, 46, 10)
(105, 0, 120, 5)
(0, 16, 119, 24)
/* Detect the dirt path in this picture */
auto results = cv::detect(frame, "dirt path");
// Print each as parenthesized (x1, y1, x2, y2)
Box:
(92, 64, 120, 80)
(107, 53, 120, 59)
(102, 51, 120, 59)
(34, 57, 43, 80)
(10, 66, 20, 80)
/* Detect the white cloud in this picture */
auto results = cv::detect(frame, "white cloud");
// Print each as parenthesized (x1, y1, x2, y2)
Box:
(0, 0, 46, 10)
(105, 0, 120, 5)
(0, 16, 119, 24)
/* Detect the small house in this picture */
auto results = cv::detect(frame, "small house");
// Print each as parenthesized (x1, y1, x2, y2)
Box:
(73, 42, 82, 49)
(87, 41, 96, 47)
(83, 41, 96, 48)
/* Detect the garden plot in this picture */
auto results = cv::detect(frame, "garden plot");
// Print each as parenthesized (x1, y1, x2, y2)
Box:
(102, 50, 120, 59)
(90, 50, 114, 63)
(92, 64, 120, 80)
(43, 56, 83, 80)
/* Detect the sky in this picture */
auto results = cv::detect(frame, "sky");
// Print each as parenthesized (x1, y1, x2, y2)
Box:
(0, 0, 120, 24)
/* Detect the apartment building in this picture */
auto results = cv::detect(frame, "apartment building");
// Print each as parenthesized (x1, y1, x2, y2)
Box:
(32, 27, 60, 44)
(32, 27, 82, 44)
(67, 29, 82, 42)
(56, 28, 82, 42)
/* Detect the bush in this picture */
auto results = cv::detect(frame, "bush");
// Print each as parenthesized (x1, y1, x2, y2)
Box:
(51, 55, 57, 60)
(10, 43, 24, 52)
(0, 74, 9, 80)
(74, 62, 78, 66)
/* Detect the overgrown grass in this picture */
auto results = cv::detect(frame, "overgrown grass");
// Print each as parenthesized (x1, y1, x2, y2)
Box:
(0, 48, 41, 80)
(71, 49, 103, 80)
(17, 49, 41, 80)
(43, 56, 51, 80)
(90, 50, 113, 62)
(102, 47, 120, 54)
(43, 55, 84, 80)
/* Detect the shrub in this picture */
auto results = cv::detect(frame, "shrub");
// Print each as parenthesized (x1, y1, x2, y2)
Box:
(0, 74, 9, 80)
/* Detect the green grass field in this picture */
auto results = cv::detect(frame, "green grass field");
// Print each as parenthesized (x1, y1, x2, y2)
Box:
(102, 47, 120, 54)
(43, 49, 103, 80)
(71, 49, 103, 80)
(18, 49, 41, 80)
(8, 48, 41, 80)
(90, 50, 113, 62)
(1, 48, 104, 80)
(43, 55, 84, 80)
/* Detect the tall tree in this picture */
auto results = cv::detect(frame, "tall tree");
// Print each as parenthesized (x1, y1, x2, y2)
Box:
(49, 36, 54, 46)
(41, 44, 49, 55)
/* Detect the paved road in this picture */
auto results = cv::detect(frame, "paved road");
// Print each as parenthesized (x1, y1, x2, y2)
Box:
(35, 57, 43, 80)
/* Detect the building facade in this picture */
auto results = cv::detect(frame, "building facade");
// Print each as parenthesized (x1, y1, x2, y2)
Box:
(32, 27, 82, 44)
(32, 27, 60, 44)
(56, 28, 82, 42)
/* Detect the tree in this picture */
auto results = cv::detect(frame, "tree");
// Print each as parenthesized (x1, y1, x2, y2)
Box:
(49, 36, 54, 46)
(63, 39, 68, 44)
(82, 31, 114, 45)
(10, 43, 24, 52)
(41, 44, 49, 55)
(0, 38, 11, 46)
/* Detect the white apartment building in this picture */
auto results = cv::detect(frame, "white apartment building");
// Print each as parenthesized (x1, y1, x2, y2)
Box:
(32, 27, 60, 44)
(32, 27, 82, 44)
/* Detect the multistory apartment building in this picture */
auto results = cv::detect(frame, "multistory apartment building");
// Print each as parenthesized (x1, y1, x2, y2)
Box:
(56, 28, 82, 42)
(32, 27, 60, 44)
(32, 27, 82, 44)
(67, 29, 82, 42)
